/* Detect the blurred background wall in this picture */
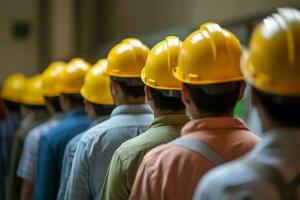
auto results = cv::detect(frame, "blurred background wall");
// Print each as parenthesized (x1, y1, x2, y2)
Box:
(1, 0, 300, 82)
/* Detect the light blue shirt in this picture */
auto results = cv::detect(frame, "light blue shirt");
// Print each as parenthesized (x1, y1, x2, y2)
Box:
(65, 104, 153, 200)
(194, 127, 300, 200)
(57, 116, 109, 200)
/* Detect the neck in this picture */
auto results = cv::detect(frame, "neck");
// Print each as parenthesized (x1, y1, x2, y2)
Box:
(153, 109, 185, 118)
(64, 106, 82, 112)
(191, 111, 233, 120)
(115, 96, 145, 105)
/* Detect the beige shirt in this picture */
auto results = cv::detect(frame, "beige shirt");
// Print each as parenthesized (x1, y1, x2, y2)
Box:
(130, 117, 260, 200)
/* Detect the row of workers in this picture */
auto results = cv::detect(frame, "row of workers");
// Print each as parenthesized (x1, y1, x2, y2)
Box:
(0, 7, 299, 200)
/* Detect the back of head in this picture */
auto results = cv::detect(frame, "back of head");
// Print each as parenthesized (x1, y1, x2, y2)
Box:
(107, 38, 149, 99)
(242, 8, 300, 126)
(173, 23, 244, 116)
(142, 36, 185, 111)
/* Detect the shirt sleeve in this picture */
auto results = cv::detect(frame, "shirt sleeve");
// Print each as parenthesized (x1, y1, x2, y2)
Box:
(57, 143, 72, 200)
(34, 136, 58, 200)
(17, 132, 36, 180)
(100, 151, 128, 200)
(64, 139, 91, 200)
(129, 156, 161, 200)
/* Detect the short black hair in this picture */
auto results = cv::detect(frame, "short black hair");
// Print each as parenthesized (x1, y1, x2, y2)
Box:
(45, 96, 62, 112)
(62, 93, 84, 108)
(22, 104, 47, 112)
(111, 77, 145, 98)
(254, 88, 300, 126)
(149, 87, 185, 111)
(90, 102, 115, 116)
(3, 100, 20, 112)
(185, 81, 242, 116)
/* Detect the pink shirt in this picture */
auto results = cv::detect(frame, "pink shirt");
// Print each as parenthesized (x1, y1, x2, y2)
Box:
(130, 117, 260, 200)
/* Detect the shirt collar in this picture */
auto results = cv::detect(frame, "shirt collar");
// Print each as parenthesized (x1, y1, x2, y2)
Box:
(65, 108, 87, 118)
(110, 104, 153, 117)
(181, 117, 249, 136)
(51, 112, 64, 120)
(20, 110, 49, 128)
(260, 127, 300, 150)
(150, 114, 190, 129)
(90, 115, 110, 127)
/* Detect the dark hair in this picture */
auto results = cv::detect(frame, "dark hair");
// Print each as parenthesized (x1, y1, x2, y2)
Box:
(90, 102, 115, 116)
(22, 104, 47, 112)
(45, 96, 62, 112)
(111, 77, 145, 98)
(3, 100, 20, 112)
(149, 87, 185, 111)
(185, 81, 242, 116)
(254, 88, 300, 126)
(62, 93, 84, 108)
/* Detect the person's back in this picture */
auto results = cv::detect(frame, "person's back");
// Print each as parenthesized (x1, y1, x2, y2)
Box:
(65, 39, 153, 200)
(17, 61, 66, 200)
(100, 36, 189, 200)
(194, 8, 300, 200)
(0, 74, 26, 200)
(130, 23, 259, 200)
(34, 58, 91, 200)
(7, 75, 50, 200)
(57, 59, 115, 200)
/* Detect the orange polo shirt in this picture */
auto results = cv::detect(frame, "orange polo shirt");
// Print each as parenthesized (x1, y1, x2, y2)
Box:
(130, 117, 260, 200)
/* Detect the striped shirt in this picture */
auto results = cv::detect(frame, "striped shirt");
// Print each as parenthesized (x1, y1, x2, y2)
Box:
(17, 113, 64, 180)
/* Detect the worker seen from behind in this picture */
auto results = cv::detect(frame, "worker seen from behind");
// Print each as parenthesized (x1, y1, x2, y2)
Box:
(57, 59, 115, 199)
(65, 39, 153, 200)
(7, 75, 50, 200)
(0, 74, 27, 200)
(100, 36, 190, 200)
(130, 23, 259, 200)
(34, 58, 91, 200)
(194, 8, 300, 200)
(16, 62, 66, 200)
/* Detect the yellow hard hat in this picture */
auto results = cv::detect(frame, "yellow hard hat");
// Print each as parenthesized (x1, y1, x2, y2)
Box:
(42, 61, 66, 97)
(242, 8, 300, 96)
(22, 75, 45, 106)
(80, 59, 114, 105)
(174, 23, 243, 85)
(1, 73, 27, 103)
(58, 58, 91, 94)
(142, 36, 182, 90)
(106, 38, 149, 78)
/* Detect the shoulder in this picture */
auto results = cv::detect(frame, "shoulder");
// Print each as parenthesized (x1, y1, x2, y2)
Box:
(195, 160, 268, 199)
(25, 124, 44, 142)
(62, 115, 91, 129)
(112, 131, 149, 162)
(116, 127, 177, 161)
(66, 133, 83, 151)
(26, 119, 58, 140)
(141, 143, 176, 167)
(202, 161, 257, 186)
